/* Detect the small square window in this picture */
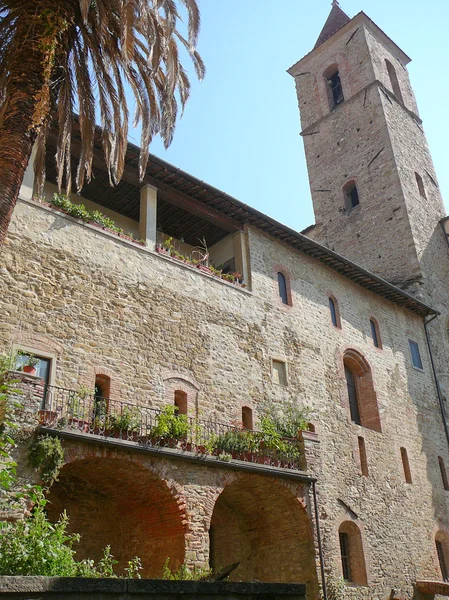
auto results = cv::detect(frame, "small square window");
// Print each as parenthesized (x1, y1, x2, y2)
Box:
(15, 352, 51, 384)
(272, 360, 287, 386)
(408, 340, 423, 370)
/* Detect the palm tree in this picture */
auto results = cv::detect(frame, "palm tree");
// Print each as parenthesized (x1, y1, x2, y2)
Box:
(0, 0, 205, 245)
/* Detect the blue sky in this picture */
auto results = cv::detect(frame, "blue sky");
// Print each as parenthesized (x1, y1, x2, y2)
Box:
(131, 0, 449, 232)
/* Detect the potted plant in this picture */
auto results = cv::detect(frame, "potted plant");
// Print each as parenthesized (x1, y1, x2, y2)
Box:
(108, 406, 142, 441)
(18, 352, 40, 376)
(151, 405, 189, 448)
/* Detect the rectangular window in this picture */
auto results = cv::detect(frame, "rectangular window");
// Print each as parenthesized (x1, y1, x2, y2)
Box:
(339, 532, 351, 581)
(439, 457, 449, 491)
(408, 340, 423, 370)
(358, 436, 368, 476)
(15, 352, 51, 385)
(272, 360, 287, 386)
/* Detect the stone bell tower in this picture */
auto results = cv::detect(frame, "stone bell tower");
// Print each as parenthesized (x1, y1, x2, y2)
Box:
(288, 1, 447, 293)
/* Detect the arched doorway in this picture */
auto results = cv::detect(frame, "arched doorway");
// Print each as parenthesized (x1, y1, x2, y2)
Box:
(46, 456, 186, 576)
(209, 475, 318, 592)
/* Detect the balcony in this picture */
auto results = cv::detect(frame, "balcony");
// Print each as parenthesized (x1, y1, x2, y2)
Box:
(38, 386, 304, 471)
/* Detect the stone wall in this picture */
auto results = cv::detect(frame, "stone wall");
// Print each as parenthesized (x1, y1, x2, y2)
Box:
(2, 198, 449, 598)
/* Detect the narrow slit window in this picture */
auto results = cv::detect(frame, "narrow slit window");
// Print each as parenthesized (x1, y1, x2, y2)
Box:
(409, 340, 423, 370)
(345, 365, 361, 425)
(358, 436, 368, 476)
(329, 297, 339, 328)
(370, 319, 381, 348)
(339, 532, 351, 581)
(277, 272, 289, 305)
(415, 172, 427, 199)
(385, 59, 403, 103)
(439, 456, 449, 491)
(344, 181, 359, 213)
(436, 539, 449, 581)
(400, 447, 412, 483)
(326, 70, 344, 107)
(242, 406, 253, 429)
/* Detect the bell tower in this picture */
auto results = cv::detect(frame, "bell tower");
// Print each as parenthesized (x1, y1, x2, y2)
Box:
(288, 2, 447, 291)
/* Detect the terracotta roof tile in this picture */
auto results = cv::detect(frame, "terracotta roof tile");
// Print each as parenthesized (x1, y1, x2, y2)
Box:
(314, 2, 351, 49)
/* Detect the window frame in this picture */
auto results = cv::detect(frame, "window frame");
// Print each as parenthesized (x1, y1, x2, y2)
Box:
(14, 346, 55, 387)
(400, 447, 412, 484)
(385, 59, 404, 103)
(272, 359, 288, 387)
(408, 339, 424, 371)
(415, 172, 427, 199)
(323, 65, 344, 109)
(276, 270, 292, 307)
(343, 181, 360, 214)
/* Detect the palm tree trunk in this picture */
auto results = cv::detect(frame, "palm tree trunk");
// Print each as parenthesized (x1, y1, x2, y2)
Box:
(0, 6, 70, 246)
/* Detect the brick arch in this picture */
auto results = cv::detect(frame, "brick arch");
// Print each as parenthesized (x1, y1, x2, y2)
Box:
(209, 474, 318, 593)
(80, 365, 121, 400)
(342, 348, 381, 432)
(163, 374, 199, 415)
(47, 452, 186, 577)
(12, 331, 64, 356)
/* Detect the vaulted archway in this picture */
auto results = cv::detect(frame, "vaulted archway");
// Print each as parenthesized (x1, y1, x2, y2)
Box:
(46, 456, 186, 576)
(209, 475, 318, 592)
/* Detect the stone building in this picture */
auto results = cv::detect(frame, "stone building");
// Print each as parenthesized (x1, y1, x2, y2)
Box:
(1, 3, 449, 599)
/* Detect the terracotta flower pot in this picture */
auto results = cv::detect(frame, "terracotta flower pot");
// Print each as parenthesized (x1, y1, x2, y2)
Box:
(23, 365, 37, 375)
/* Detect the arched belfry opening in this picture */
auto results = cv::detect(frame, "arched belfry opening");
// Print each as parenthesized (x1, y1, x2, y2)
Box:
(209, 475, 318, 592)
(46, 456, 186, 576)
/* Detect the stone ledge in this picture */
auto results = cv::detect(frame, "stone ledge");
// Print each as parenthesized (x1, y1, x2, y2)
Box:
(0, 577, 306, 599)
(416, 580, 449, 596)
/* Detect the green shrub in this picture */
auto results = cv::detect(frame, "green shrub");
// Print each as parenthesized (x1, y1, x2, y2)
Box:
(29, 435, 65, 486)
(257, 399, 310, 439)
(152, 405, 189, 440)
(0, 489, 142, 577)
(108, 406, 141, 432)
(162, 557, 211, 581)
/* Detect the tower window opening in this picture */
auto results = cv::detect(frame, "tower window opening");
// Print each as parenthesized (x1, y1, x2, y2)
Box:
(325, 69, 344, 108)
(339, 531, 351, 581)
(415, 172, 427, 199)
(343, 181, 359, 213)
(385, 59, 403, 103)
(338, 522, 368, 584)
(408, 340, 423, 370)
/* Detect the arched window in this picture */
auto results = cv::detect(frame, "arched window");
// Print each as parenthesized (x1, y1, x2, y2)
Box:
(343, 350, 381, 432)
(94, 374, 111, 419)
(277, 272, 290, 305)
(370, 318, 382, 349)
(323, 64, 344, 108)
(338, 522, 368, 584)
(435, 532, 449, 581)
(329, 296, 341, 328)
(343, 181, 359, 213)
(415, 172, 427, 199)
(174, 390, 188, 415)
(385, 59, 403, 103)
(439, 456, 449, 491)
(242, 406, 253, 430)
(400, 447, 412, 483)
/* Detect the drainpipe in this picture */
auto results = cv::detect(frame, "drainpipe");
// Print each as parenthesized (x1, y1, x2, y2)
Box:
(312, 481, 327, 600)
(424, 314, 449, 451)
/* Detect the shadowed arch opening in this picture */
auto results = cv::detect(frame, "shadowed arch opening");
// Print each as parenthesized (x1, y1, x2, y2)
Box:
(209, 475, 318, 592)
(343, 349, 381, 432)
(339, 521, 368, 585)
(46, 456, 186, 576)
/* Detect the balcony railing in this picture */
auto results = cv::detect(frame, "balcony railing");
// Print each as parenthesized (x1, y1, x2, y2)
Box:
(39, 386, 303, 470)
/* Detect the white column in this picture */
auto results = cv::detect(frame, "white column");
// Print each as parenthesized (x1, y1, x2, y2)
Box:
(233, 230, 249, 285)
(19, 143, 38, 201)
(139, 184, 157, 249)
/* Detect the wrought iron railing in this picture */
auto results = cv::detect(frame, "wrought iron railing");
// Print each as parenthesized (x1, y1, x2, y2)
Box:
(38, 385, 303, 470)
